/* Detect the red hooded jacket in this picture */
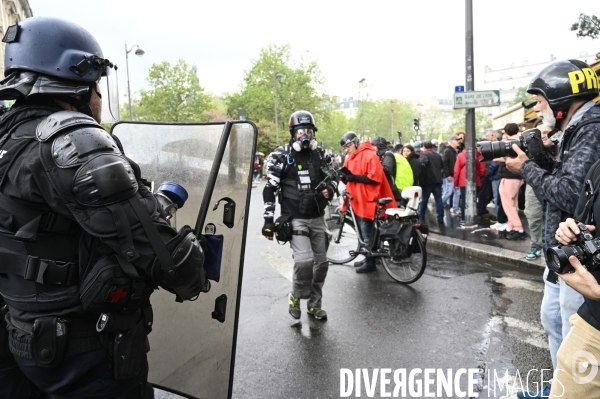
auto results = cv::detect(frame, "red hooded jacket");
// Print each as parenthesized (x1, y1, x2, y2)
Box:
(453, 150, 486, 187)
(343, 141, 395, 220)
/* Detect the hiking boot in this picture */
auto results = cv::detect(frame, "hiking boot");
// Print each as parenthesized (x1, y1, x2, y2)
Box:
(288, 292, 301, 319)
(526, 247, 542, 260)
(307, 307, 327, 320)
(356, 263, 376, 273)
(354, 259, 366, 268)
(517, 383, 551, 398)
(506, 230, 527, 240)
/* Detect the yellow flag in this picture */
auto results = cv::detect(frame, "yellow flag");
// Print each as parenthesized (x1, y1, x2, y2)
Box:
(438, 132, 444, 142)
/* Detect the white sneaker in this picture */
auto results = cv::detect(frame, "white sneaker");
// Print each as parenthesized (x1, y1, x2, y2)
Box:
(491, 222, 507, 231)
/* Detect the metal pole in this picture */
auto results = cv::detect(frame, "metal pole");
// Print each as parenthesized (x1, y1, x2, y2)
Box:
(362, 100, 366, 140)
(391, 100, 394, 143)
(359, 79, 366, 140)
(465, 0, 477, 226)
(126, 42, 133, 121)
(273, 73, 279, 147)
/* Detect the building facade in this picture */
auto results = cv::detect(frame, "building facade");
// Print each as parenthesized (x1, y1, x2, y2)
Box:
(482, 52, 597, 116)
(0, 0, 33, 77)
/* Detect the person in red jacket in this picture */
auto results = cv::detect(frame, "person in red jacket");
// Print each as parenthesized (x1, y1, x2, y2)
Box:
(454, 148, 486, 224)
(339, 132, 395, 273)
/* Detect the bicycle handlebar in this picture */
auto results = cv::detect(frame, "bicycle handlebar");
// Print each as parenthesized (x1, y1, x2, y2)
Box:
(341, 190, 354, 201)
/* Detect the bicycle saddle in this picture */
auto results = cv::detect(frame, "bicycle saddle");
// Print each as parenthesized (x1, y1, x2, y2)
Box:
(374, 197, 393, 205)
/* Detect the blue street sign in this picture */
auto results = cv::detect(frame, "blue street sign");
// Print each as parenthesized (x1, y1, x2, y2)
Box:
(455, 86, 465, 92)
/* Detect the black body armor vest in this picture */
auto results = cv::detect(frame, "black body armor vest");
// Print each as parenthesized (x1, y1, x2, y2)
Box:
(0, 109, 83, 312)
(279, 148, 326, 219)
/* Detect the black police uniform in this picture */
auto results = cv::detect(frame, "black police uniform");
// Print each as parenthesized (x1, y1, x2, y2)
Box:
(0, 97, 208, 398)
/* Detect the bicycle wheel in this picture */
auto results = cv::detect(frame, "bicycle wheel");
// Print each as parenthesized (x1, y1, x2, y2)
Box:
(325, 215, 359, 265)
(380, 229, 427, 284)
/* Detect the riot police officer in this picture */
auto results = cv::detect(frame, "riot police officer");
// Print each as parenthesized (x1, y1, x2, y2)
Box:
(261, 111, 337, 320)
(0, 17, 208, 398)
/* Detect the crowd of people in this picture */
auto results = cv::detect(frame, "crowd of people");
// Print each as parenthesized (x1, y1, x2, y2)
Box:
(260, 58, 600, 398)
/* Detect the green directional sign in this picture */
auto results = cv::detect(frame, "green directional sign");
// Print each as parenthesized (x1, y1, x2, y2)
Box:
(453, 90, 500, 109)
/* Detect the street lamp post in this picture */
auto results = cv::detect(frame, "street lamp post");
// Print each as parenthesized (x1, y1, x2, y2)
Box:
(359, 78, 365, 140)
(125, 42, 145, 121)
(273, 72, 283, 146)
(390, 99, 395, 143)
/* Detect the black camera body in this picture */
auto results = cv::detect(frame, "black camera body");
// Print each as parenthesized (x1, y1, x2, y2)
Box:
(547, 224, 600, 274)
(478, 128, 550, 167)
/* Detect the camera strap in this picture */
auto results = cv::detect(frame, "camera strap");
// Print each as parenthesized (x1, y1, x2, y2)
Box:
(577, 161, 600, 225)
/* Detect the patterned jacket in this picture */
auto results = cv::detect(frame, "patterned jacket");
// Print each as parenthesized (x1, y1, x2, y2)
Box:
(262, 145, 336, 220)
(521, 101, 600, 267)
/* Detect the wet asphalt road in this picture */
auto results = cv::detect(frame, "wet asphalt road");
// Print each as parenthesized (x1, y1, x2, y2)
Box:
(230, 182, 552, 399)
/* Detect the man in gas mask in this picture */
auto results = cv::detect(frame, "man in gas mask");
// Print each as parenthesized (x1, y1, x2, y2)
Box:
(261, 111, 337, 320)
(0, 17, 208, 399)
(506, 59, 600, 398)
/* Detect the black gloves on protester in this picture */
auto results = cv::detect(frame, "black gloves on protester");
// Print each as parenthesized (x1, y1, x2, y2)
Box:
(262, 218, 275, 238)
(340, 174, 377, 184)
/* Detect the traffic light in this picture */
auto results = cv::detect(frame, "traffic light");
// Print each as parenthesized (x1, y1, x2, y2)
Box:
(413, 119, 420, 131)
(397, 131, 402, 142)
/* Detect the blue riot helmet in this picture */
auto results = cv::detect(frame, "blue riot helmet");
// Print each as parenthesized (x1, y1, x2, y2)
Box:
(1, 16, 119, 122)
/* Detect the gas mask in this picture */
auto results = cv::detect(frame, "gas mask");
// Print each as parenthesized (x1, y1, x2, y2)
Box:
(292, 127, 317, 152)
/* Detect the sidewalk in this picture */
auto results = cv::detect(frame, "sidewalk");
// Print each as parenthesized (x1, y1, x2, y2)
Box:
(421, 202, 546, 271)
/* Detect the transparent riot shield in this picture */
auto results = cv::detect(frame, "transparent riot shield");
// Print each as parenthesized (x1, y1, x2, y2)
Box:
(111, 121, 258, 399)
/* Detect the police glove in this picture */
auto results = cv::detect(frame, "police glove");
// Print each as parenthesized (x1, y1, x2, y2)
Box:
(262, 218, 275, 239)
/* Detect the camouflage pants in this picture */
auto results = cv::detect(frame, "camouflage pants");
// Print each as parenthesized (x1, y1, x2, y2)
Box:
(290, 217, 329, 309)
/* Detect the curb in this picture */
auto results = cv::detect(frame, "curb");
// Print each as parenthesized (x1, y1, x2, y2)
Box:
(427, 232, 546, 271)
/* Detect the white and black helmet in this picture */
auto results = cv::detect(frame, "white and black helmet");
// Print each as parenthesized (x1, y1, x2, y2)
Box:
(340, 131, 359, 147)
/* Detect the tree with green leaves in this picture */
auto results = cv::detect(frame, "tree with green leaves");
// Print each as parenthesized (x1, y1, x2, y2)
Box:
(511, 86, 532, 106)
(125, 59, 213, 122)
(571, 13, 600, 60)
(224, 44, 331, 153)
(347, 99, 417, 144)
(447, 109, 492, 138)
(571, 13, 600, 39)
(317, 109, 350, 152)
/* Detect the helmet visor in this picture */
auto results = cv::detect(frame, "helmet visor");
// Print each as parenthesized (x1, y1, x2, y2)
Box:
(295, 127, 314, 137)
(100, 64, 120, 123)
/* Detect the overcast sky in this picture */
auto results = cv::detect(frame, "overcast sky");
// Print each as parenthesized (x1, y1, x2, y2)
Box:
(28, 0, 600, 104)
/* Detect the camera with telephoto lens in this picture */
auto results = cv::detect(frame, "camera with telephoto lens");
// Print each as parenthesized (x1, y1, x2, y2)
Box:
(478, 128, 547, 162)
(547, 224, 600, 274)
(155, 181, 188, 225)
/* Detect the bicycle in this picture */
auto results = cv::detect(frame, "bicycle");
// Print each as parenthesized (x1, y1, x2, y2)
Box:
(325, 186, 427, 284)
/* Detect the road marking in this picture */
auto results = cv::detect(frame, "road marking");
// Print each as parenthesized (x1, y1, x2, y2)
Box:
(261, 251, 293, 282)
(489, 315, 547, 349)
(503, 317, 547, 349)
(492, 277, 543, 293)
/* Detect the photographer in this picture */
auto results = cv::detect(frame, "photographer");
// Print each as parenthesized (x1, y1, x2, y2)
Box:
(549, 158, 600, 397)
(505, 59, 600, 398)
